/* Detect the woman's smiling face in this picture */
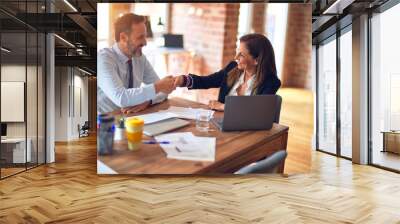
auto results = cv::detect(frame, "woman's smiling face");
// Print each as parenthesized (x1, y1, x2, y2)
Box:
(235, 42, 257, 71)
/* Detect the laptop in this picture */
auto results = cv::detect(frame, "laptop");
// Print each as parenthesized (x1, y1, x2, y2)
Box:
(143, 118, 190, 136)
(211, 95, 277, 131)
(1, 123, 7, 140)
(163, 34, 184, 48)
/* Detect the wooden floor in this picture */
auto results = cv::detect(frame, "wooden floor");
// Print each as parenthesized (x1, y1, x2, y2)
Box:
(277, 88, 313, 173)
(1, 88, 400, 223)
(1, 163, 45, 178)
(0, 167, 26, 178)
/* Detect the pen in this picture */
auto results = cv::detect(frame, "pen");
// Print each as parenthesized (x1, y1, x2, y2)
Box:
(142, 140, 171, 144)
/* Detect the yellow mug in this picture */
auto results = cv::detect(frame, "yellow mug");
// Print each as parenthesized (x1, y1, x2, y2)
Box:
(125, 117, 144, 151)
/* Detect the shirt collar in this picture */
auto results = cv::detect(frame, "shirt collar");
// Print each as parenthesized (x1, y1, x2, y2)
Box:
(112, 43, 131, 64)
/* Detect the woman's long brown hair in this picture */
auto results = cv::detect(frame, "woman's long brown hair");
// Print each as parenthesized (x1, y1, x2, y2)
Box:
(227, 34, 277, 94)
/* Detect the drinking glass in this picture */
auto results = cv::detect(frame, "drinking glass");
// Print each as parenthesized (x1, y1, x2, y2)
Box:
(196, 110, 212, 132)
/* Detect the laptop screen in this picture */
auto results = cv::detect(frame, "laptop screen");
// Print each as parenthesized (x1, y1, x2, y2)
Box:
(164, 34, 184, 48)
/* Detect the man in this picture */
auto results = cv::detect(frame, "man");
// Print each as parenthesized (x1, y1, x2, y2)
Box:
(98, 13, 175, 114)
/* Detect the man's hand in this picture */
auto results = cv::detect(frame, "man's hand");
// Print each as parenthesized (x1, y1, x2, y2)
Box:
(121, 101, 151, 115)
(208, 100, 225, 111)
(154, 76, 175, 94)
(174, 75, 185, 88)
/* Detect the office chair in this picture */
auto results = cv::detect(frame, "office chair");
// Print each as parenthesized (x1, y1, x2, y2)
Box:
(235, 150, 287, 174)
(274, 95, 282, 123)
(78, 121, 90, 138)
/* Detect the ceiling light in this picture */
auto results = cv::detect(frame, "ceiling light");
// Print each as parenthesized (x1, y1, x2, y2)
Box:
(323, 0, 355, 15)
(157, 17, 164, 26)
(1, 47, 11, 53)
(54, 34, 75, 48)
(63, 0, 78, 12)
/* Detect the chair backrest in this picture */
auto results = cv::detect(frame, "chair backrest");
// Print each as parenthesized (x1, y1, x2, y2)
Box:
(274, 95, 282, 123)
(82, 121, 90, 129)
(235, 150, 287, 174)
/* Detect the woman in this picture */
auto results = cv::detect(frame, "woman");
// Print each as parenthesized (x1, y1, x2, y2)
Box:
(174, 33, 281, 111)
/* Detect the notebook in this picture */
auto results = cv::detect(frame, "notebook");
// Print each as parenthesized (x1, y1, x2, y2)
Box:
(143, 118, 190, 136)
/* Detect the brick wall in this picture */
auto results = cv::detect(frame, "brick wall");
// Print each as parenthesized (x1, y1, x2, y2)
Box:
(281, 4, 312, 89)
(170, 3, 239, 75)
(222, 4, 240, 67)
(170, 3, 239, 103)
(251, 3, 265, 34)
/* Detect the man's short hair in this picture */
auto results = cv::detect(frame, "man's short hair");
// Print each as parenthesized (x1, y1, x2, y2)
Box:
(114, 13, 146, 42)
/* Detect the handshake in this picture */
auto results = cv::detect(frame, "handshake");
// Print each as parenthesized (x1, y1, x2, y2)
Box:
(154, 75, 186, 94)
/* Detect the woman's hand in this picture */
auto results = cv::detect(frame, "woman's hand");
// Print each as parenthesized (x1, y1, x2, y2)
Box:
(208, 100, 225, 111)
(121, 101, 151, 115)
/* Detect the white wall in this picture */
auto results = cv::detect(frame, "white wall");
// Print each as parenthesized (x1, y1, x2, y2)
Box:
(1, 65, 26, 136)
(1, 64, 46, 164)
(55, 67, 69, 141)
(54, 67, 89, 141)
(1, 65, 35, 138)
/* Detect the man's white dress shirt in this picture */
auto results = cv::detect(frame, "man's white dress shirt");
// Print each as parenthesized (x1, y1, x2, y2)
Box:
(97, 43, 166, 113)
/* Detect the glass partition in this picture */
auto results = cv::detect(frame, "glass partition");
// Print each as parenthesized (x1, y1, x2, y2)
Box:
(317, 36, 337, 155)
(1, 31, 28, 177)
(0, 0, 46, 179)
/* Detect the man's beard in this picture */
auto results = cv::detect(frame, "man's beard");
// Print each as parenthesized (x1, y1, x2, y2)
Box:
(127, 40, 143, 56)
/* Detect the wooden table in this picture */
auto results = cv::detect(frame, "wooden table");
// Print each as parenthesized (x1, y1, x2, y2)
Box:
(381, 131, 400, 154)
(98, 98, 289, 174)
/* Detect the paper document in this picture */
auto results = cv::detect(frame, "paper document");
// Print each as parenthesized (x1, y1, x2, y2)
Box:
(127, 106, 213, 124)
(161, 106, 214, 120)
(155, 132, 216, 161)
(127, 107, 213, 125)
(128, 111, 176, 124)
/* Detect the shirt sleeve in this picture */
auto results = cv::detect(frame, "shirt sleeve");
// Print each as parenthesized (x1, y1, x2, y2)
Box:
(188, 60, 237, 90)
(142, 56, 167, 104)
(97, 51, 157, 108)
(151, 92, 168, 104)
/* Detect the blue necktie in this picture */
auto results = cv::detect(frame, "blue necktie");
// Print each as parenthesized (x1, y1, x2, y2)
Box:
(127, 59, 133, 88)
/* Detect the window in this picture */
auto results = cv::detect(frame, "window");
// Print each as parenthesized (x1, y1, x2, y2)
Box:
(317, 36, 337, 155)
(237, 4, 288, 79)
(316, 24, 353, 159)
(370, 2, 400, 171)
(133, 3, 169, 78)
(339, 28, 352, 158)
(237, 3, 252, 40)
(266, 4, 288, 79)
(133, 3, 168, 38)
